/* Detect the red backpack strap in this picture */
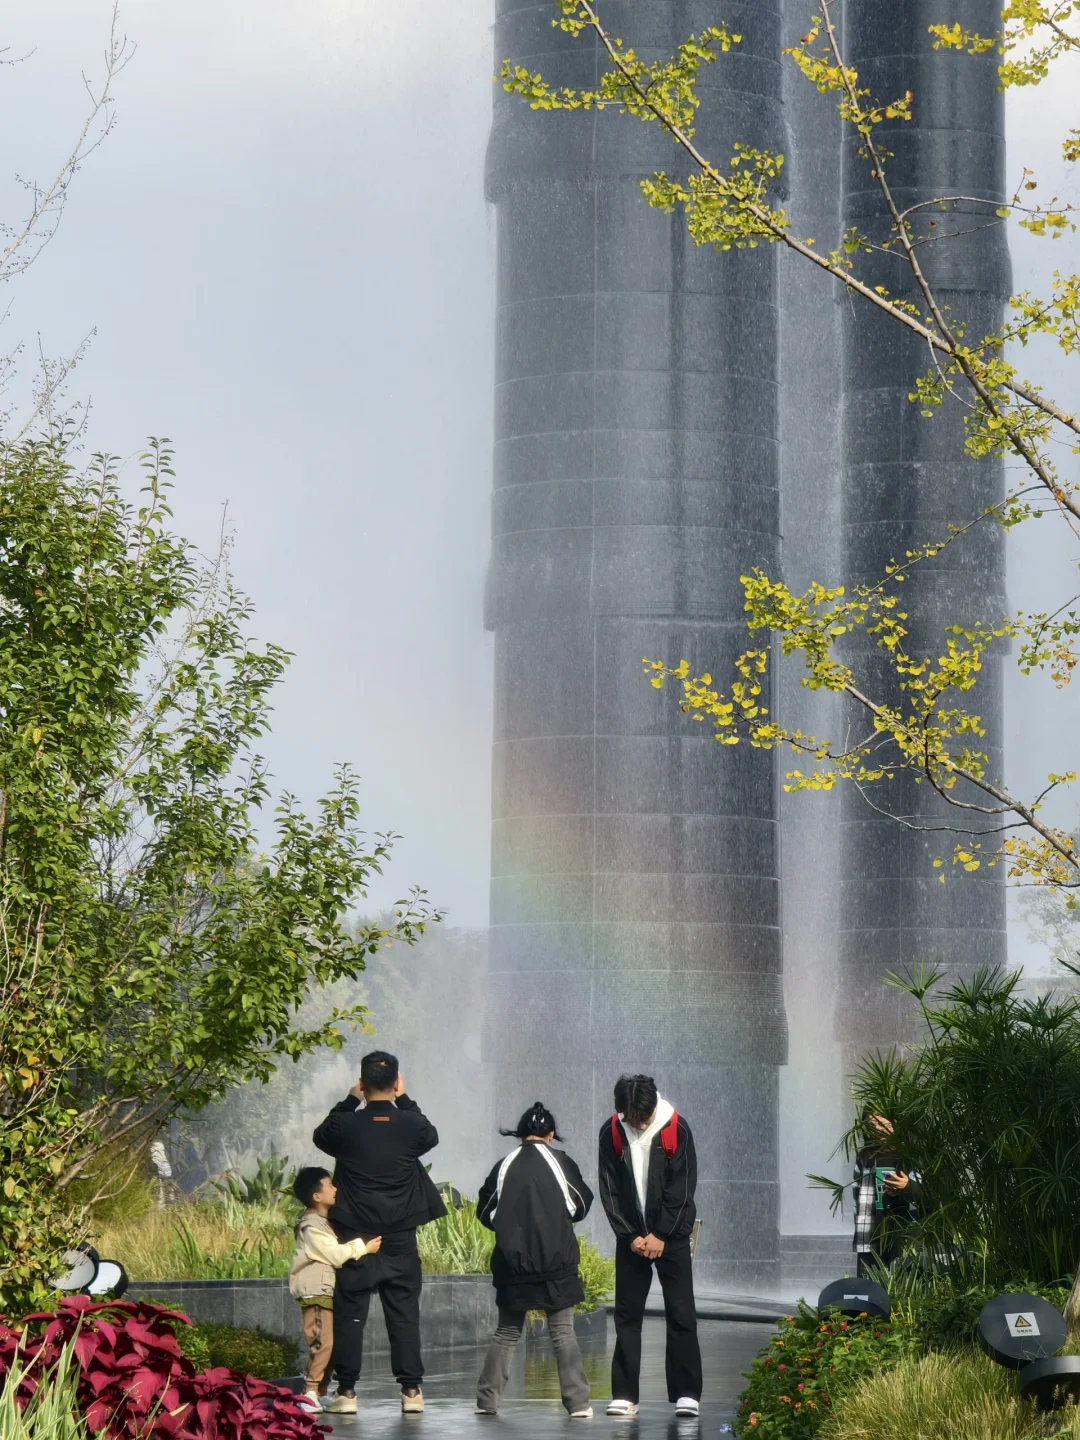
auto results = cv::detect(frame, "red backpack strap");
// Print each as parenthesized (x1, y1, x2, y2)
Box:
(660, 1110, 679, 1157)
(610, 1113, 624, 1159)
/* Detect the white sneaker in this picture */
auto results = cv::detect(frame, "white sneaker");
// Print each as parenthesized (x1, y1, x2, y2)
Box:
(297, 1392, 322, 1414)
(475, 1405, 498, 1415)
(325, 1391, 357, 1414)
(606, 1400, 639, 1417)
(674, 1398, 700, 1418)
(570, 1407, 594, 1418)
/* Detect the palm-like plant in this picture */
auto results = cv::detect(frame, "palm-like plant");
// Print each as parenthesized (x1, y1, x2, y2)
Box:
(212, 1151, 296, 1207)
(813, 967, 1080, 1287)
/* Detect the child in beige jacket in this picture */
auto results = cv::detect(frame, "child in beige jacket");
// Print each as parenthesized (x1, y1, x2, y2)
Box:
(290, 1166, 381, 1412)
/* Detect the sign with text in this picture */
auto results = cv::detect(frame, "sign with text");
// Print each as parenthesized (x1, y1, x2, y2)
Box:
(978, 1293, 1064, 1368)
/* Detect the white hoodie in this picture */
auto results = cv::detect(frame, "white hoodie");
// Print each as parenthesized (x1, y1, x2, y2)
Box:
(621, 1096, 675, 1218)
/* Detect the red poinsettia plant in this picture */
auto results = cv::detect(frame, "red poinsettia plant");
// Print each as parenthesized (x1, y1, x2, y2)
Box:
(0, 1296, 326, 1439)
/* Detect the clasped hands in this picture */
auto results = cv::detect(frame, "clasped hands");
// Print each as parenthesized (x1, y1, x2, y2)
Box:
(631, 1233, 665, 1260)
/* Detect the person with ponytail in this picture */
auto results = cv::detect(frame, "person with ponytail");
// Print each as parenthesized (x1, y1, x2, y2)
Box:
(475, 1102, 594, 1417)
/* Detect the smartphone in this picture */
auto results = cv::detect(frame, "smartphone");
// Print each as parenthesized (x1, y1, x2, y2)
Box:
(873, 1166, 896, 1209)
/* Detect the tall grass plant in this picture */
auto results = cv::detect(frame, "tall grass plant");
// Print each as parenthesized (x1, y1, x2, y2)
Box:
(95, 1200, 294, 1280)
(416, 1200, 495, 1275)
(819, 1349, 1080, 1440)
(98, 1193, 614, 1309)
(0, 1344, 88, 1440)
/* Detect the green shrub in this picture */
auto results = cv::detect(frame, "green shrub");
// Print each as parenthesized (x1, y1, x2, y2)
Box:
(173, 1322, 298, 1380)
(213, 1152, 297, 1207)
(818, 1348, 1071, 1440)
(96, 1200, 295, 1280)
(417, 1199, 495, 1274)
(905, 1278, 1070, 1352)
(174, 1323, 212, 1372)
(830, 969, 1080, 1286)
(735, 1304, 919, 1438)
(169, 1218, 292, 1279)
(67, 1149, 155, 1226)
(576, 1235, 615, 1314)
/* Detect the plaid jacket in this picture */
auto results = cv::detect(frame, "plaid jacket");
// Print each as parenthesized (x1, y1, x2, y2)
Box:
(852, 1163, 878, 1254)
(852, 1157, 919, 1255)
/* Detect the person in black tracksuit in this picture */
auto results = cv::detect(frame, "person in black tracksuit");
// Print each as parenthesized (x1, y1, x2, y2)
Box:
(475, 1102, 594, 1416)
(598, 1073, 701, 1417)
(312, 1050, 445, 1414)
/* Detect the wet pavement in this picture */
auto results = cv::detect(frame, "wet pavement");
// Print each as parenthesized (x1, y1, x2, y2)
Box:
(322, 1317, 772, 1435)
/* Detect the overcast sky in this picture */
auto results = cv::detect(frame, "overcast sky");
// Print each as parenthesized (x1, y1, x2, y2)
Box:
(0, 3, 1076, 950)
(1, 0, 496, 925)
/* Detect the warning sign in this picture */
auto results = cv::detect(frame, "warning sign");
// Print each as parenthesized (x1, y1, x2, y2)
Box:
(978, 1292, 1063, 1366)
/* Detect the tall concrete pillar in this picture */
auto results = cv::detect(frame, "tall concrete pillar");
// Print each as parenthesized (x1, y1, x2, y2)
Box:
(838, 1, 1010, 1051)
(777, 0, 846, 1239)
(484, 0, 789, 1291)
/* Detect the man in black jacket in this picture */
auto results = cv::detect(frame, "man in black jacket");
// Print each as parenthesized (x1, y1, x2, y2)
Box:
(313, 1050, 445, 1415)
(598, 1073, 701, 1419)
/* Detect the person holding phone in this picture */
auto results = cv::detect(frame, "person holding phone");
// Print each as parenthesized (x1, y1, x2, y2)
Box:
(312, 1051, 445, 1415)
(852, 1113, 917, 1277)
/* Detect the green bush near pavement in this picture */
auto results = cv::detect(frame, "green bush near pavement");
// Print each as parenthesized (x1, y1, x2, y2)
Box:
(900, 1276, 1071, 1352)
(173, 1322, 298, 1380)
(734, 1276, 1080, 1438)
(137, 1297, 299, 1380)
(736, 1304, 919, 1437)
(822, 970, 1080, 1288)
(574, 1234, 616, 1314)
(737, 964, 1080, 1436)
(416, 1199, 495, 1275)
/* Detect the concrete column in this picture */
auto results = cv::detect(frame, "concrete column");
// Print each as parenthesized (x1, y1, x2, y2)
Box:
(777, 0, 847, 1240)
(485, 0, 789, 1291)
(838, 1, 1010, 1052)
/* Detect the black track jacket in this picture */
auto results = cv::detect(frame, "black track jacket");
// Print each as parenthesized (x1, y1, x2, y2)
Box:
(597, 1114, 697, 1244)
(478, 1142, 593, 1312)
(313, 1094, 447, 1237)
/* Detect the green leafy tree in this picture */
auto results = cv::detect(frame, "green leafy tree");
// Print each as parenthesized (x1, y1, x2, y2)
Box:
(179, 918, 489, 1189)
(502, 0, 1080, 908)
(1024, 822, 1080, 967)
(0, 434, 438, 1313)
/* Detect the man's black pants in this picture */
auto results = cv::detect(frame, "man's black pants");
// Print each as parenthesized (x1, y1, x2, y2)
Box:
(332, 1231, 424, 1390)
(611, 1238, 702, 1403)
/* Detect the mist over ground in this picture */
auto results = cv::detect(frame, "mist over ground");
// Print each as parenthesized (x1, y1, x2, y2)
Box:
(180, 923, 492, 1197)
